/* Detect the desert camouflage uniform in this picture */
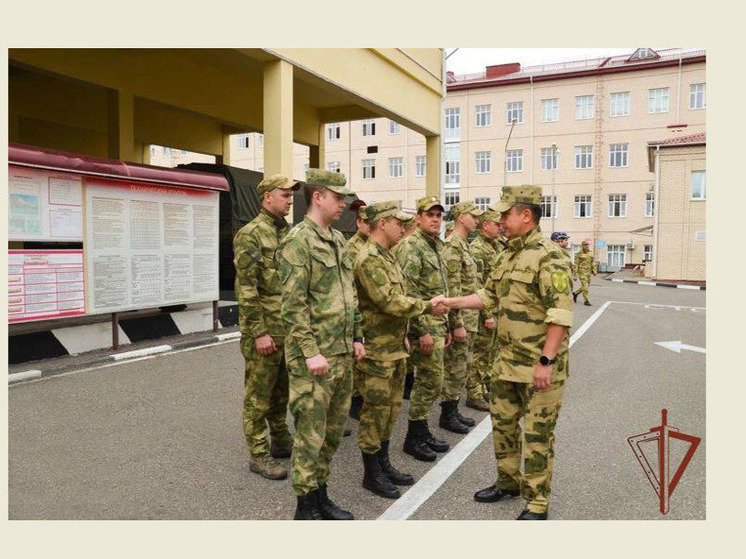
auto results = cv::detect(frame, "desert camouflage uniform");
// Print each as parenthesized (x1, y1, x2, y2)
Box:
(346, 228, 369, 401)
(476, 225, 573, 514)
(394, 226, 449, 422)
(234, 207, 293, 459)
(354, 237, 431, 454)
(277, 217, 362, 497)
(573, 249, 597, 304)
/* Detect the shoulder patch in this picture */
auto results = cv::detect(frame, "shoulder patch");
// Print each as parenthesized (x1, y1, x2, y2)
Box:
(551, 270, 570, 293)
(371, 267, 388, 287)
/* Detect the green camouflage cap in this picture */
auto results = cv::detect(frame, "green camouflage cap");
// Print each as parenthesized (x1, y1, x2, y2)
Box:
(402, 211, 416, 224)
(478, 208, 500, 223)
(416, 195, 445, 213)
(306, 168, 355, 196)
(357, 205, 371, 222)
(256, 174, 301, 195)
(493, 185, 543, 214)
(445, 221, 455, 232)
(451, 201, 485, 219)
(366, 200, 409, 223)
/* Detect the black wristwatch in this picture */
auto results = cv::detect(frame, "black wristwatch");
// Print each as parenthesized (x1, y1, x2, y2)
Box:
(539, 355, 556, 366)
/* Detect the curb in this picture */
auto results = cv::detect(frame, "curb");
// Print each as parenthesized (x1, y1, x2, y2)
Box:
(607, 277, 705, 290)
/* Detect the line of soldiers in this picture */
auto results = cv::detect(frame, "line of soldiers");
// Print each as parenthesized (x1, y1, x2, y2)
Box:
(234, 169, 574, 520)
(550, 231, 598, 306)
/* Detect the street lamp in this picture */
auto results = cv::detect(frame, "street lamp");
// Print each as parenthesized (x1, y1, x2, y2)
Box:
(551, 143, 559, 234)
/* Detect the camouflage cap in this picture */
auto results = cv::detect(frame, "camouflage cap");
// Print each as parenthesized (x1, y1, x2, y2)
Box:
(256, 174, 301, 195)
(366, 200, 409, 223)
(478, 208, 500, 223)
(445, 221, 455, 232)
(493, 185, 543, 214)
(416, 195, 445, 213)
(581, 239, 590, 246)
(451, 201, 485, 219)
(401, 210, 417, 225)
(357, 205, 371, 222)
(306, 168, 355, 196)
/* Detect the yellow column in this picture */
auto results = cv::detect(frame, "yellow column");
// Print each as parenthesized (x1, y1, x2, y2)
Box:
(308, 122, 326, 170)
(425, 135, 441, 198)
(263, 60, 294, 178)
(107, 89, 137, 162)
(220, 131, 232, 166)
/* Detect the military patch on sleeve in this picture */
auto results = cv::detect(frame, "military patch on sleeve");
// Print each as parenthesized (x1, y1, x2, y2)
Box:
(371, 267, 388, 287)
(551, 270, 570, 293)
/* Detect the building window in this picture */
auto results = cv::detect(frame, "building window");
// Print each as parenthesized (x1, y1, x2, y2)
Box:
(237, 134, 250, 149)
(644, 245, 653, 261)
(540, 147, 558, 170)
(181, 149, 188, 155)
(445, 145, 460, 185)
(475, 104, 492, 127)
(607, 245, 626, 268)
(506, 101, 523, 124)
(645, 193, 655, 217)
(415, 155, 426, 178)
(327, 123, 341, 141)
(362, 159, 376, 179)
(257, 134, 264, 148)
(475, 151, 491, 174)
(327, 161, 340, 173)
(691, 171, 706, 200)
(541, 98, 559, 122)
(443, 190, 460, 212)
(574, 195, 592, 218)
(303, 163, 308, 174)
(474, 197, 491, 210)
(389, 120, 402, 135)
(541, 196, 558, 218)
(149, 146, 157, 157)
(608, 194, 627, 217)
(690, 83, 706, 109)
(648, 88, 670, 114)
(610, 92, 630, 117)
(505, 149, 523, 173)
(388, 157, 404, 178)
(575, 146, 593, 169)
(445, 108, 460, 141)
(609, 143, 629, 168)
(163, 147, 173, 157)
(575, 95, 594, 120)
(362, 119, 376, 137)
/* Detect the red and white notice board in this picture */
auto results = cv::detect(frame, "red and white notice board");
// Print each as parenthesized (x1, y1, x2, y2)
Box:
(8, 250, 86, 323)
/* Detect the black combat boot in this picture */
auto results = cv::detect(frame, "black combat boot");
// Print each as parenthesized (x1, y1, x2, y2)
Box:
(439, 400, 469, 434)
(403, 420, 437, 462)
(294, 492, 323, 520)
(378, 440, 415, 486)
(316, 484, 354, 520)
(517, 509, 548, 520)
(362, 451, 400, 499)
(402, 370, 415, 400)
(456, 398, 477, 426)
(422, 422, 450, 453)
(349, 395, 364, 420)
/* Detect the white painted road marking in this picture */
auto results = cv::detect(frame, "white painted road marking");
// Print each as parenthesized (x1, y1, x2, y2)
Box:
(9, 370, 42, 384)
(112, 345, 173, 361)
(655, 341, 706, 354)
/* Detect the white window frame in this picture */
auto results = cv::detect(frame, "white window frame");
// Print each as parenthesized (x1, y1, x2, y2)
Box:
(388, 157, 404, 179)
(541, 98, 559, 123)
(475, 104, 492, 127)
(362, 158, 376, 180)
(644, 245, 653, 261)
(610, 92, 630, 117)
(163, 147, 173, 157)
(609, 143, 629, 168)
(327, 123, 341, 141)
(540, 147, 558, 170)
(574, 195, 592, 218)
(506, 101, 523, 124)
(505, 149, 523, 173)
(575, 95, 594, 120)
(474, 197, 491, 210)
(445, 145, 460, 185)
(645, 193, 655, 217)
(236, 134, 250, 149)
(445, 108, 461, 142)
(362, 119, 376, 137)
(257, 134, 264, 148)
(388, 120, 402, 135)
(541, 196, 558, 218)
(327, 161, 341, 173)
(575, 146, 593, 169)
(690, 83, 706, 109)
(415, 155, 426, 178)
(607, 245, 626, 268)
(443, 189, 460, 212)
(648, 88, 670, 114)
(691, 171, 706, 200)
(475, 151, 491, 174)
(608, 194, 627, 218)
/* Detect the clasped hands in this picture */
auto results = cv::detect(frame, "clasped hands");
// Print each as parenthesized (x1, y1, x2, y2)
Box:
(430, 294, 450, 316)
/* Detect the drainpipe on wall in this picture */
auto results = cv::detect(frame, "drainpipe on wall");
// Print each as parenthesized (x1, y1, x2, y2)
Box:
(676, 52, 683, 124)
(652, 145, 661, 279)
(530, 76, 535, 185)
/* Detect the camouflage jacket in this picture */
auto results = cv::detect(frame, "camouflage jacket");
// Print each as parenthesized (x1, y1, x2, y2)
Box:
(346, 231, 369, 263)
(573, 250, 597, 277)
(470, 233, 501, 323)
(354, 238, 431, 361)
(443, 233, 480, 333)
(476, 227, 574, 383)
(233, 208, 289, 341)
(276, 217, 363, 361)
(394, 227, 449, 338)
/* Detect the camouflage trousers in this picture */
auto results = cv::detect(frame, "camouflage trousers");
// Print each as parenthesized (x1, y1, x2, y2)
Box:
(287, 353, 353, 497)
(490, 378, 566, 514)
(574, 274, 591, 303)
(357, 358, 406, 454)
(441, 334, 475, 402)
(352, 363, 363, 399)
(470, 326, 496, 399)
(240, 334, 292, 458)
(407, 335, 446, 421)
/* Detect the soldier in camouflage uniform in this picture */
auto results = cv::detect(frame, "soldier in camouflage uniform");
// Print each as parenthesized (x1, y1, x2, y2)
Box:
(550, 231, 573, 267)
(401, 211, 418, 401)
(354, 201, 448, 499)
(233, 174, 300, 481)
(468, 208, 504, 409)
(573, 240, 597, 306)
(444, 220, 455, 238)
(442, 185, 574, 520)
(440, 201, 483, 433)
(394, 196, 451, 462)
(276, 169, 365, 520)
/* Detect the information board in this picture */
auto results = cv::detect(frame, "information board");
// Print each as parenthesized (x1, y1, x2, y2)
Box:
(8, 250, 86, 323)
(84, 178, 220, 314)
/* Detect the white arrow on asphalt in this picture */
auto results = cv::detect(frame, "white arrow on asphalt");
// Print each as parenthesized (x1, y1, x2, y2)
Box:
(655, 341, 706, 354)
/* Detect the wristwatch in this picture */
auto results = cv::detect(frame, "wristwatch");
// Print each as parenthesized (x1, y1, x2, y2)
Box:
(539, 355, 556, 366)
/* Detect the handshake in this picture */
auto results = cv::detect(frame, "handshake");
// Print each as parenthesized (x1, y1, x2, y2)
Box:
(429, 294, 451, 316)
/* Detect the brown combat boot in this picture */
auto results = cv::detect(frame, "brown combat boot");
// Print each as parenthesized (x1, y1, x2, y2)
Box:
(249, 454, 288, 480)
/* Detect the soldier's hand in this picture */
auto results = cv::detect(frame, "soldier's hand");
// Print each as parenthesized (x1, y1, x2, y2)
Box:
(484, 318, 496, 330)
(430, 295, 449, 316)
(453, 327, 467, 343)
(444, 332, 452, 349)
(419, 333, 435, 355)
(306, 353, 330, 376)
(532, 363, 552, 391)
(255, 334, 277, 355)
(404, 337, 411, 354)
(353, 342, 366, 362)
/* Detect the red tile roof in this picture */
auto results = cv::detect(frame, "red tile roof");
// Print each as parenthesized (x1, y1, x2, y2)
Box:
(648, 132, 706, 147)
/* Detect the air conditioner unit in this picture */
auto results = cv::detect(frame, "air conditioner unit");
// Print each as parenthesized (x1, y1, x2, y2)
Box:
(626, 241, 635, 250)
